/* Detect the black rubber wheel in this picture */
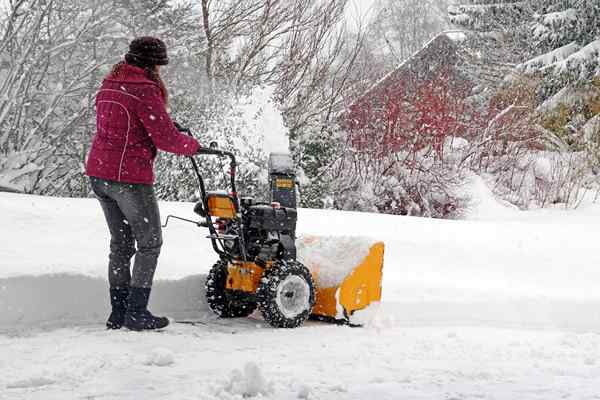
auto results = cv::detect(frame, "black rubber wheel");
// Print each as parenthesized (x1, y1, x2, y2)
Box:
(205, 261, 257, 318)
(257, 260, 315, 328)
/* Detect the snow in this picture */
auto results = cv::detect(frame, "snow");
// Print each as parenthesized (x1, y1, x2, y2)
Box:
(583, 114, 600, 142)
(347, 301, 381, 326)
(2, 183, 600, 398)
(521, 39, 600, 79)
(554, 39, 600, 77)
(0, 151, 44, 193)
(444, 30, 467, 43)
(297, 235, 376, 288)
(297, 384, 311, 399)
(239, 86, 290, 155)
(221, 362, 273, 398)
(461, 174, 518, 220)
(518, 42, 581, 73)
(269, 152, 294, 174)
(533, 156, 552, 182)
(540, 8, 578, 27)
(143, 347, 175, 367)
(537, 84, 600, 115)
(5, 377, 56, 390)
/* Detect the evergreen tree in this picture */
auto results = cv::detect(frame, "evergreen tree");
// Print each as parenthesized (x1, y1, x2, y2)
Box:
(450, 0, 600, 83)
(449, 0, 529, 33)
(448, 0, 533, 65)
(517, 1, 600, 152)
(522, 0, 600, 82)
(450, 1, 600, 143)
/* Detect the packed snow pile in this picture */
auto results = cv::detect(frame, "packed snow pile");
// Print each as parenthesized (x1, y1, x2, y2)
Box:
(143, 348, 175, 367)
(347, 301, 382, 327)
(219, 362, 273, 398)
(297, 235, 378, 288)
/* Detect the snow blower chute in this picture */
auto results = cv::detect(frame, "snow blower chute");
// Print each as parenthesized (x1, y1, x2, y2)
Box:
(163, 130, 384, 328)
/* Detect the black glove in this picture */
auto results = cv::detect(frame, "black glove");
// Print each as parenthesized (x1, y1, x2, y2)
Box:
(173, 121, 187, 132)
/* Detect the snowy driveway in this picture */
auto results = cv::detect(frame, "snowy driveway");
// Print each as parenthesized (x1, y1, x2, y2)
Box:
(2, 192, 600, 399)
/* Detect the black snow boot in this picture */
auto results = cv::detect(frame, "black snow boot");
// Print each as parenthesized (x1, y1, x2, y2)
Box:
(123, 287, 169, 331)
(107, 286, 129, 329)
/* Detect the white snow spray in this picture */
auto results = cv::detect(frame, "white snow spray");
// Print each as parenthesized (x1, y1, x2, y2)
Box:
(239, 86, 290, 155)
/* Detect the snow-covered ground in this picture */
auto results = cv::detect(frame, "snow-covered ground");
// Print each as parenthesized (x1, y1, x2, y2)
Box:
(2, 188, 600, 399)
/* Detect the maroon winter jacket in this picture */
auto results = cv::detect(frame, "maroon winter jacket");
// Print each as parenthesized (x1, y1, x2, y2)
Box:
(85, 64, 200, 184)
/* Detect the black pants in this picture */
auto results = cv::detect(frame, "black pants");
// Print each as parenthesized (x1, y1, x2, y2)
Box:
(90, 177, 162, 288)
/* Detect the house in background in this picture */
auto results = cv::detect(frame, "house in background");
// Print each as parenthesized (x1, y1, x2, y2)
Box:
(342, 31, 538, 159)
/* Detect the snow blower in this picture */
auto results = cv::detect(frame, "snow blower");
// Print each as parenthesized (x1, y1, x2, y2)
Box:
(163, 129, 384, 328)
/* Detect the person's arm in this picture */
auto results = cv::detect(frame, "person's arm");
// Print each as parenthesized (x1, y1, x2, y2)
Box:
(136, 85, 200, 156)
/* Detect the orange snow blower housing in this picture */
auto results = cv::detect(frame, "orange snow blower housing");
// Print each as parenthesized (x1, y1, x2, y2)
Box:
(223, 241, 384, 323)
(306, 240, 384, 321)
(163, 132, 384, 328)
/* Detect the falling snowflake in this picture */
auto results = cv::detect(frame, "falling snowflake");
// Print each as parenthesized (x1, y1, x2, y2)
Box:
(149, 115, 156, 120)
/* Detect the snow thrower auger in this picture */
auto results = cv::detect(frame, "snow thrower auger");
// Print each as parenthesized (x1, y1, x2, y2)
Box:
(163, 129, 384, 328)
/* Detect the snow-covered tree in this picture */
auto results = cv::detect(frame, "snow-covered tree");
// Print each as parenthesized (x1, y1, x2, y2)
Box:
(369, 0, 450, 70)
(519, 1, 600, 83)
(447, 0, 598, 205)
(449, 0, 528, 31)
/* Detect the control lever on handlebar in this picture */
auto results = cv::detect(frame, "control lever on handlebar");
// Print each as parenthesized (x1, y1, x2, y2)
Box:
(196, 147, 226, 156)
(175, 122, 227, 157)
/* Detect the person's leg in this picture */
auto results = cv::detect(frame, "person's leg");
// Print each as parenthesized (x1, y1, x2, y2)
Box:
(90, 177, 135, 329)
(111, 183, 162, 288)
(107, 182, 168, 330)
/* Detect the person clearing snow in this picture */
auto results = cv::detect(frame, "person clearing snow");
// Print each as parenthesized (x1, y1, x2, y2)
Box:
(85, 37, 201, 331)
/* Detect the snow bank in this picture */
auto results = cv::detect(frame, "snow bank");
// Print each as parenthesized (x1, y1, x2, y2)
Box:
(297, 235, 377, 288)
(3, 192, 600, 332)
(0, 273, 208, 331)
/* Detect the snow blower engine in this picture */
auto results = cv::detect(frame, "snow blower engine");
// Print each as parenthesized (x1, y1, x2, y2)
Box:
(164, 128, 384, 328)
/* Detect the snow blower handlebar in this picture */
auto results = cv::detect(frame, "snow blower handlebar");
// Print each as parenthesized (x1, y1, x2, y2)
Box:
(171, 124, 244, 260)
(177, 126, 239, 208)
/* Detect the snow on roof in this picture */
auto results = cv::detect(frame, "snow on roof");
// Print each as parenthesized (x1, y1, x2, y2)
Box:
(347, 31, 464, 109)
(445, 30, 468, 43)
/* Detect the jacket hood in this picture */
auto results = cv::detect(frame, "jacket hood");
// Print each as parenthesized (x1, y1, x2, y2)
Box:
(105, 63, 155, 85)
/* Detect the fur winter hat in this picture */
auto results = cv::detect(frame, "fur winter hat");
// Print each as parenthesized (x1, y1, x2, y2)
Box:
(125, 37, 169, 67)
